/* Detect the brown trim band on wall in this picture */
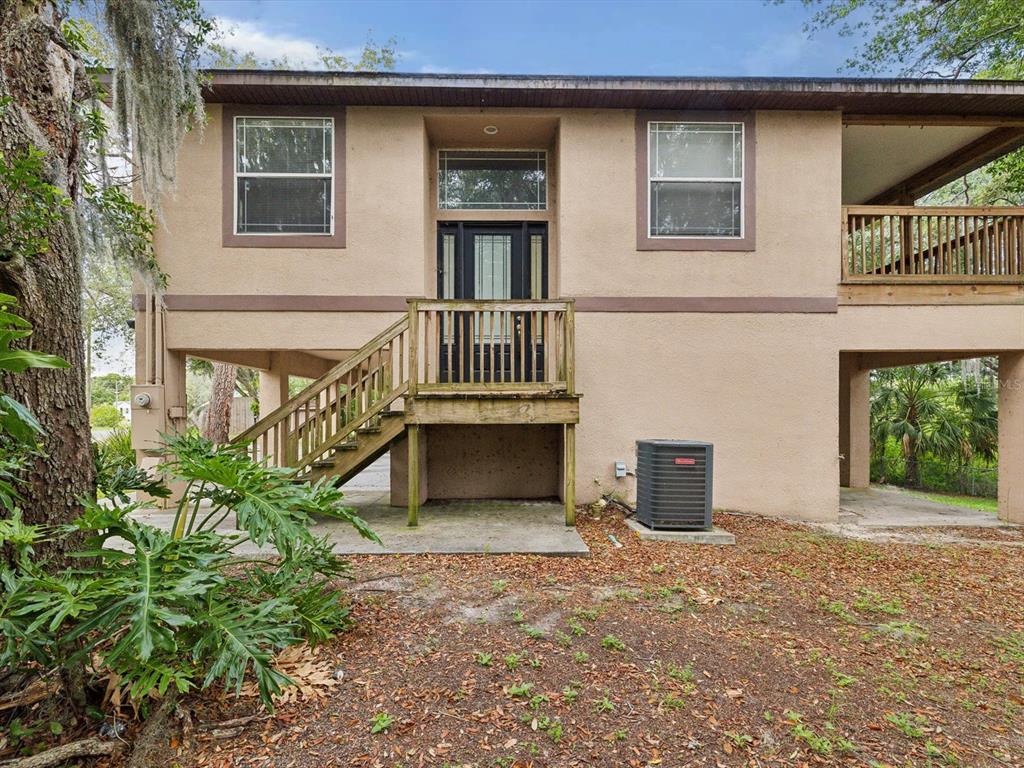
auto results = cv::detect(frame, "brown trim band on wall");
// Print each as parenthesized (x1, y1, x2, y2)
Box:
(135, 294, 836, 314)
(574, 297, 837, 313)
(222, 104, 347, 248)
(132, 295, 408, 312)
(636, 110, 756, 252)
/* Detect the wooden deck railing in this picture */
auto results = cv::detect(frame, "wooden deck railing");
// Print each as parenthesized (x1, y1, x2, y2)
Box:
(233, 299, 577, 471)
(843, 206, 1024, 282)
(233, 315, 410, 469)
(409, 299, 575, 395)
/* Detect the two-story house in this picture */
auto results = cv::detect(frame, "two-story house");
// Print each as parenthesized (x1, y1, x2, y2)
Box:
(130, 73, 1024, 527)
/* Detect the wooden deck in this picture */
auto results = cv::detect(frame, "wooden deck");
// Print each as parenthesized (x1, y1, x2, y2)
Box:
(233, 299, 579, 527)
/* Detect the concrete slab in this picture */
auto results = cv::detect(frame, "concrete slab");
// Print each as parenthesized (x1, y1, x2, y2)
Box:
(624, 517, 736, 545)
(839, 486, 1003, 528)
(131, 494, 590, 557)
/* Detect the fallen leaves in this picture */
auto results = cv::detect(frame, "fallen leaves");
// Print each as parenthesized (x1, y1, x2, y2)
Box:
(240, 643, 341, 705)
(178, 510, 1024, 768)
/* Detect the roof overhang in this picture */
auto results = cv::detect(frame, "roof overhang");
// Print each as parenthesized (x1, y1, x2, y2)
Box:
(198, 71, 1024, 117)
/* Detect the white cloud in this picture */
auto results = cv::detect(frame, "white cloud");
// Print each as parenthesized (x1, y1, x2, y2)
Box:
(213, 17, 338, 68)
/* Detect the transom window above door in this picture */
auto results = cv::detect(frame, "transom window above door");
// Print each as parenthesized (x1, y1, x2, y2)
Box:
(438, 150, 547, 210)
(234, 116, 334, 235)
(648, 121, 744, 238)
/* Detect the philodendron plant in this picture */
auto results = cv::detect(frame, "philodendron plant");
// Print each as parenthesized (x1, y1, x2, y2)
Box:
(0, 432, 379, 708)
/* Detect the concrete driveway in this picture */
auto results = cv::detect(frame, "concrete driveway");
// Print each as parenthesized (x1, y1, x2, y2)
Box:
(839, 486, 1002, 528)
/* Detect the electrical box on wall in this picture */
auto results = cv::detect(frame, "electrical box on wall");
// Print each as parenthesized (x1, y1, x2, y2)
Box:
(130, 384, 165, 450)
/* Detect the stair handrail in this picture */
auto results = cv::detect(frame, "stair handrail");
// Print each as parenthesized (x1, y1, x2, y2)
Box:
(233, 315, 410, 466)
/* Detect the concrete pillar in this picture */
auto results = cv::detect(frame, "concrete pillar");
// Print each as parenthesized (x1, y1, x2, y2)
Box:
(258, 354, 289, 417)
(132, 348, 188, 507)
(998, 352, 1024, 524)
(839, 352, 871, 489)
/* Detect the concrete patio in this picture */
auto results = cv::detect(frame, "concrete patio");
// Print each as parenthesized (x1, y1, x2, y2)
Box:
(132, 457, 589, 556)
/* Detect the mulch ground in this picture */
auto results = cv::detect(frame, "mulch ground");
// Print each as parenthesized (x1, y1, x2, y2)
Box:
(158, 507, 1023, 767)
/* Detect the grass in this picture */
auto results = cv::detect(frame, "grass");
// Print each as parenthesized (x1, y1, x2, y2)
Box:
(900, 488, 998, 514)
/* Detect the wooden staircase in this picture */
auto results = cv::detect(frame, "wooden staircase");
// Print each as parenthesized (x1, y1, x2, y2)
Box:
(233, 315, 412, 487)
(232, 299, 580, 525)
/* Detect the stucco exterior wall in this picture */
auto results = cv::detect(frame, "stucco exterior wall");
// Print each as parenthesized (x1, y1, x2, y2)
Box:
(837, 305, 1024, 351)
(557, 110, 842, 298)
(573, 314, 840, 518)
(155, 105, 428, 299)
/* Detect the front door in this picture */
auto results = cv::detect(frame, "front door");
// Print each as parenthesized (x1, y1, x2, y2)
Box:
(437, 222, 548, 382)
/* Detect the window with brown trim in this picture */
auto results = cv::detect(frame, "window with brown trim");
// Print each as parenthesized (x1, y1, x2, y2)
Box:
(222, 105, 346, 248)
(636, 111, 755, 251)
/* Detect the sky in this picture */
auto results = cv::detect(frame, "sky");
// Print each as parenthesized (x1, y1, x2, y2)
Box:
(201, 0, 872, 78)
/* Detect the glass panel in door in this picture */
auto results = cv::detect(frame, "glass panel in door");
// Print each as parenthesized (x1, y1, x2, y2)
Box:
(437, 223, 546, 384)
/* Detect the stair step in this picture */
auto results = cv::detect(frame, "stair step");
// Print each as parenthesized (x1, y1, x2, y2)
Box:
(333, 443, 360, 452)
(357, 425, 382, 434)
(311, 460, 336, 469)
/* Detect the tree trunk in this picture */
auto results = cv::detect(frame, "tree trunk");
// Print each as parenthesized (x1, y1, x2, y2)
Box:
(204, 362, 235, 443)
(0, 1, 94, 561)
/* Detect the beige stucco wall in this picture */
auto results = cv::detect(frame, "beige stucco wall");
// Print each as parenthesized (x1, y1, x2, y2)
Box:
(156, 105, 428, 299)
(573, 314, 840, 518)
(165, 310, 404, 352)
(557, 110, 843, 297)
(837, 305, 1024, 351)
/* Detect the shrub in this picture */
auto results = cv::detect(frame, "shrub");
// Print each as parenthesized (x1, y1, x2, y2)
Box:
(90, 403, 124, 428)
(0, 432, 379, 708)
(97, 425, 134, 469)
(93, 426, 167, 503)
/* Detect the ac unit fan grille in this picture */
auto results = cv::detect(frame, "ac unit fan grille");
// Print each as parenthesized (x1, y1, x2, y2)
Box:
(635, 440, 713, 531)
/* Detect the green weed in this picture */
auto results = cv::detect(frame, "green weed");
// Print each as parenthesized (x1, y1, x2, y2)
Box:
(601, 634, 626, 652)
(593, 694, 615, 713)
(369, 712, 394, 734)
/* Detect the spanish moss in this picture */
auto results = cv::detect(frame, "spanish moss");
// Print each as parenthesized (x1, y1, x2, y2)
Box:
(103, 0, 208, 212)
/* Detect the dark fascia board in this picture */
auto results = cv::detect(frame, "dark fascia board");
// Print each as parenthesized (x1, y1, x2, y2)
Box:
(193, 70, 1024, 116)
(92, 69, 1024, 116)
(200, 70, 1024, 93)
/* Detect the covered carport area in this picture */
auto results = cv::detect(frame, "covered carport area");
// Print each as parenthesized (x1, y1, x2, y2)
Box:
(839, 348, 1023, 525)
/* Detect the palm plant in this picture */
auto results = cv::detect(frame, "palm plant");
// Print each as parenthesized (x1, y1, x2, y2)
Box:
(870, 363, 998, 488)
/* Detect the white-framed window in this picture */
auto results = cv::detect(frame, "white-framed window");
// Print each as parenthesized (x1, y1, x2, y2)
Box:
(647, 121, 743, 238)
(234, 116, 333, 235)
(438, 150, 547, 210)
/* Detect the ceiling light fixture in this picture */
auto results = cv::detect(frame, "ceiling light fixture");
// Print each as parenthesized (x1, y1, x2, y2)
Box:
(483, 125, 499, 135)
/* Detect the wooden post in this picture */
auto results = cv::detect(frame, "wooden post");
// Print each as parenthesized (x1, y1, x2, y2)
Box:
(564, 301, 575, 395)
(408, 301, 419, 396)
(563, 423, 576, 526)
(407, 423, 420, 527)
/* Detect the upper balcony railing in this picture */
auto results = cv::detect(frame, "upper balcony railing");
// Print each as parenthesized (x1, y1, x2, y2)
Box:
(842, 206, 1024, 283)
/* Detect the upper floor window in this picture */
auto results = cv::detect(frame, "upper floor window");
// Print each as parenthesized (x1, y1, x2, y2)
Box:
(439, 150, 546, 210)
(647, 121, 743, 238)
(234, 117, 334, 235)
